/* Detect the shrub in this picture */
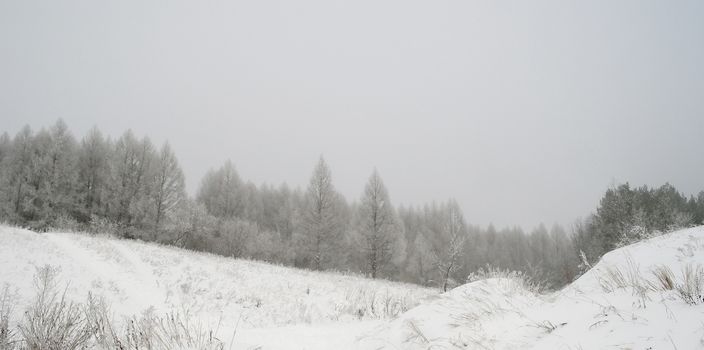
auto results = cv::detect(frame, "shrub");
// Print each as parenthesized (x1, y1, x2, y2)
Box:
(19, 265, 93, 350)
(89, 216, 120, 236)
(16, 266, 225, 350)
(119, 310, 224, 350)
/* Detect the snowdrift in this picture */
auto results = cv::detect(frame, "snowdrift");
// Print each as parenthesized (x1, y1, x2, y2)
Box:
(364, 226, 704, 349)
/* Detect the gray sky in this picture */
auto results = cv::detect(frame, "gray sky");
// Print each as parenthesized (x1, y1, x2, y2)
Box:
(1, 0, 703, 230)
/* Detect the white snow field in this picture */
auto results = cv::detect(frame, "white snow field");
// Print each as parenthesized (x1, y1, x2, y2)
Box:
(2, 224, 704, 349)
(0, 225, 436, 349)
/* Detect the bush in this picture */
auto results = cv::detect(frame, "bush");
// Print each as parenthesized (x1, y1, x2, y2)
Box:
(18, 266, 92, 350)
(9, 266, 226, 350)
(119, 311, 224, 350)
(88, 216, 120, 236)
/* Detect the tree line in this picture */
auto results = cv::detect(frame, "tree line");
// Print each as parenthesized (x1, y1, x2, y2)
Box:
(574, 183, 704, 266)
(1, 120, 702, 290)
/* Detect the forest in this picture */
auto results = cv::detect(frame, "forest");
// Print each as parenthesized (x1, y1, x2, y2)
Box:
(1, 120, 703, 290)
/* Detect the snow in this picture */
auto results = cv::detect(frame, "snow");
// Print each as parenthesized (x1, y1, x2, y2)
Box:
(365, 226, 704, 349)
(0, 225, 435, 349)
(2, 224, 704, 349)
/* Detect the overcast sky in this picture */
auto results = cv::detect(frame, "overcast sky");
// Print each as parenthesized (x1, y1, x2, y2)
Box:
(1, 0, 703, 230)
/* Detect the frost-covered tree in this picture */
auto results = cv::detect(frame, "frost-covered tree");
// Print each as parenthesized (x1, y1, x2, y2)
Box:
(110, 131, 155, 226)
(166, 198, 213, 248)
(408, 232, 434, 285)
(548, 224, 578, 285)
(196, 160, 243, 219)
(357, 170, 399, 278)
(41, 120, 79, 221)
(217, 218, 255, 258)
(0, 132, 10, 164)
(151, 142, 185, 230)
(433, 201, 467, 292)
(1, 126, 34, 220)
(77, 127, 111, 218)
(298, 157, 342, 270)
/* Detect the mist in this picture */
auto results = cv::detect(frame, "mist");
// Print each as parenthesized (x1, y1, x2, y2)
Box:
(1, 0, 703, 229)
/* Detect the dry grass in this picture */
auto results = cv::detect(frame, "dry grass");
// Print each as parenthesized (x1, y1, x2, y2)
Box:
(4, 265, 226, 350)
(596, 256, 651, 304)
(652, 265, 676, 291)
(0, 285, 18, 350)
(676, 264, 704, 305)
(339, 287, 416, 320)
(598, 258, 704, 307)
(466, 265, 545, 294)
(18, 266, 93, 350)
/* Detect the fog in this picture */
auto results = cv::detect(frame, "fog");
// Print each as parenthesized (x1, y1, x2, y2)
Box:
(1, 0, 703, 229)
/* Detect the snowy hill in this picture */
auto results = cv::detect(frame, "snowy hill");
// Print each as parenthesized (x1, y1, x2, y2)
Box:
(0, 225, 436, 349)
(364, 226, 704, 349)
(2, 225, 704, 349)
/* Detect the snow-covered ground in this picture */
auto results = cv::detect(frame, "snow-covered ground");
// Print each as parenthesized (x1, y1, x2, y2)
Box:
(0, 225, 436, 349)
(2, 224, 704, 349)
(365, 226, 704, 349)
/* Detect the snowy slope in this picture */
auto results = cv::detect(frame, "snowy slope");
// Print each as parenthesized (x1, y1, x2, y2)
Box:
(365, 226, 704, 349)
(2, 225, 704, 349)
(0, 225, 435, 349)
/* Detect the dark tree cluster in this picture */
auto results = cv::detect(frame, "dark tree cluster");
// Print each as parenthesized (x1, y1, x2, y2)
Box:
(574, 183, 704, 266)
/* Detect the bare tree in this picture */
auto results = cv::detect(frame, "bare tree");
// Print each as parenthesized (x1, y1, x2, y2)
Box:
(358, 170, 397, 278)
